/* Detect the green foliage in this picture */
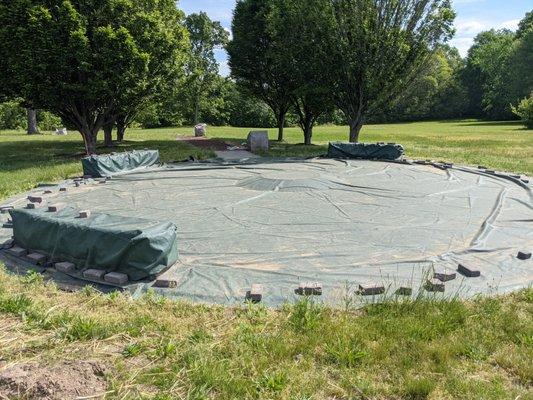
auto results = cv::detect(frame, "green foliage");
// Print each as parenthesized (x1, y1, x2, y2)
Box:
(0, 101, 26, 130)
(512, 94, 533, 128)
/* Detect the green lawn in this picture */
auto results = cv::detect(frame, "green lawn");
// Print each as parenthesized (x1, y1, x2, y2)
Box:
(0, 120, 532, 399)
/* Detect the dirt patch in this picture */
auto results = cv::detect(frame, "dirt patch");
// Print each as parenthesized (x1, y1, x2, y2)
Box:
(0, 361, 108, 400)
(176, 136, 237, 151)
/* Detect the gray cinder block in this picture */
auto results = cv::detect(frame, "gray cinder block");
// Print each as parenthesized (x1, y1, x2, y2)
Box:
(83, 269, 106, 280)
(457, 264, 481, 278)
(104, 272, 129, 285)
(295, 282, 322, 296)
(425, 279, 445, 292)
(59, 187, 68, 192)
(7, 246, 28, 257)
(434, 268, 456, 282)
(55, 261, 75, 273)
(78, 210, 91, 219)
(245, 284, 263, 302)
(517, 251, 531, 261)
(153, 279, 178, 288)
(48, 203, 66, 212)
(26, 252, 47, 265)
(358, 283, 385, 296)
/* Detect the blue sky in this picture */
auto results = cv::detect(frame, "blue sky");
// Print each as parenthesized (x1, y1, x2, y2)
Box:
(179, 0, 532, 76)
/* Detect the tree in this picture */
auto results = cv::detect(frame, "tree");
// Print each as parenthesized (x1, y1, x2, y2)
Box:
(228, 0, 293, 141)
(184, 12, 229, 125)
(0, 0, 188, 154)
(323, 0, 455, 142)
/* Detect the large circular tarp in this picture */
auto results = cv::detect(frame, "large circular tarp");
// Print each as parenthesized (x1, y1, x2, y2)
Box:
(1, 159, 532, 306)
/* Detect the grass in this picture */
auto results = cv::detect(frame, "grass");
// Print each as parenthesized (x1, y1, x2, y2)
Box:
(0, 119, 532, 398)
(0, 268, 531, 399)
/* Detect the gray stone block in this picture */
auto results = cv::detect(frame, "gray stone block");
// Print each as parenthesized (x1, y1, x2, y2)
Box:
(48, 203, 66, 213)
(83, 269, 106, 280)
(434, 268, 456, 282)
(358, 283, 385, 296)
(26, 252, 47, 265)
(59, 187, 68, 192)
(7, 246, 28, 257)
(295, 282, 322, 296)
(1, 206, 14, 214)
(425, 278, 445, 292)
(153, 278, 178, 288)
(2, 239, 14, 249)
(27, 196, 43, 203)
(457, 264, 481, 278)
(194, 123, 207, 137)
(104, 272, 129, 285)
(55, 261, 75, 273)
(517, 251, 531, 261)
(246, 283, 263, 302)
(78, 210, 91, 219)
(247, 131, 269, 153)
(26, 202, 44, 209)
(396, 286, 413, 296)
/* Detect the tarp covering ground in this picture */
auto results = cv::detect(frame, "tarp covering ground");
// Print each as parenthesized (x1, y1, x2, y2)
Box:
(1, 159, 531, 306)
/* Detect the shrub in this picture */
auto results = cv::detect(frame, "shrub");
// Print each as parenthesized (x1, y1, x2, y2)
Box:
(512, 94, 533, 129)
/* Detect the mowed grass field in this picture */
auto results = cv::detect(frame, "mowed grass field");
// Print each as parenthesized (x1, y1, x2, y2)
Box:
(0, 119, 532, 399)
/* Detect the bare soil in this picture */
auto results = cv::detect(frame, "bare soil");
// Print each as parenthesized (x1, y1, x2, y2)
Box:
(0, 361, 108, 400)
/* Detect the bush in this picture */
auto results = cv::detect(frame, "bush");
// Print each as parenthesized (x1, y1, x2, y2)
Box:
(512, 94, 533, 129)
(0, 101, 62, 131)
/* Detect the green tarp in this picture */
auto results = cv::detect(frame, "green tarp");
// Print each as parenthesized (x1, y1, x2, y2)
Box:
(9, 207, 179, 281)
(82, 150, 160, 178)
(327, 142, 404, 160)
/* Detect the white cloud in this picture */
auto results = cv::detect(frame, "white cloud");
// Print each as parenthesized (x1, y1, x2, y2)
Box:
(498, 19, 520, 30)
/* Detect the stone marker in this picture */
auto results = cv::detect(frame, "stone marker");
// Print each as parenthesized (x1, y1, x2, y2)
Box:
(55, 261, 75, 273)
(517, 251, 532, 261)
(48, 203, 66, 213)
(425, 278, 445, 292)
(27, 252, 47, 265)
(78, 210, 91, 219)
(7, 246, 28, 257)
(295, 282, 322, 296)
(246, 284, 263, 302)
(433, 268, 456, 282)
(194, 123, 207, 137)
(457, 264, 481, 278)
(104, 272, 129, 285)
(83, 269, 106, 280)
(358, 283, 385, 296)
(247, 131, 269, 153)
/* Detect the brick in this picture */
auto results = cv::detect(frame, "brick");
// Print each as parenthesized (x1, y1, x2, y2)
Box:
(517, 251, 532, 261)
(425, 278, 445, 292)
(153, 278, 178, 288)
(457, 264, 481, 278)
(7, 246, 28, 257)
(27, 196, 43, 203)
(78, 210, 91, 219)
(48, 203, 66, 212)
(245, 284, 263, 302)
(82, 269, 106, 280)
(295, 282, 322, 296)
(104, 272, 129, 285)
(434, 268, 456, 282)
(358, 283, 385, 296)
(395, 286, 413, 296)
(26, 252, 47, 265)
(55, 261, 75, 273)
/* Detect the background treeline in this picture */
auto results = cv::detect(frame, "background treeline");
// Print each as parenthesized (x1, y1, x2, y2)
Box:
(0, 7, 531, 131)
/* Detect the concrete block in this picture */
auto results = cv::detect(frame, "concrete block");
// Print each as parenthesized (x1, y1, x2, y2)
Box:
(26, 252, 47, 265)
(2, 222, 13, 229)
(83, 269, 106, 280)
(26, 202, 44, 209)
(59, 187, 68, 192)
(104, 272, 129, 285)
(245, 284, 263, 302)
(48, 203, 66, 213)
(358, 283, 385, 296)
(295, 282, 322, 296)
(27, 196, 44, 204)
(55, 261, 75, 273)
(153, 278, 178, 288)
(1, 206, 14, 214)
(78, 210, 91, 219)
(425, 278, 445, 292)
(434, 267, 456, 282)
(247, 131, 269, 153)
(7, 246, 28, 257)
(396, 286, 413, 296)
(457, 264, 481, 278)
(517, 251, 532, 261)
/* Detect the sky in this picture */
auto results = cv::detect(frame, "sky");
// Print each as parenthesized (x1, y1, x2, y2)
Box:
(179, 0, 532, 76)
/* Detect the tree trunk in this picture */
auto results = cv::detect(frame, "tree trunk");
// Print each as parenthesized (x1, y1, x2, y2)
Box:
(194, 93, 200, 125)
(116, 120, 126, 142)
(81, 130, 97, 155)
(103, 123, 114, 147)
(277, 112, 285, 142)
(27, 109, 39, 135)
(349, 116, 364, 143)
(304, 125, 313, 145)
